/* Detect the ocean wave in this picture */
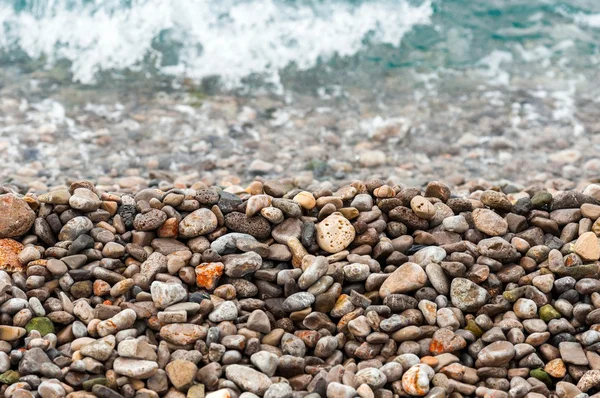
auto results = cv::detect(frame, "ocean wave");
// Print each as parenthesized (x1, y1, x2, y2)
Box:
(0, 0, 433, 86)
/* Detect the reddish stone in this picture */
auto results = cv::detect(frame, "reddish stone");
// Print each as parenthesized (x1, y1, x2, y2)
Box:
(0, 238, 24, 273)
(195, 262, 224, 290)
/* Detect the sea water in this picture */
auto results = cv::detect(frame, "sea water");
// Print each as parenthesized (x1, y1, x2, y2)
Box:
(2, 0, 600, 98)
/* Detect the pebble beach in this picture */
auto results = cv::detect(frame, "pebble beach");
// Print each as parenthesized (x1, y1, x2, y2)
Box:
(3, 174, 600, 398)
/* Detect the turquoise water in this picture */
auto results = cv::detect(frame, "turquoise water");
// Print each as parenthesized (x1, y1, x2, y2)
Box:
(2, 0, 600, 95)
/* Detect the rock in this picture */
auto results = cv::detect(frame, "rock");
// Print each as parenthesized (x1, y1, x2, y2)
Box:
(151, 281, 187, 309)
(179, 209, 218, 237)
(118, 339, 157, 361)
(225, 364, 272, 395)
(224, 212, 271, 239)
(379, 262, 427, 297)
(327, 382, 357, 398)
(165, 360, 197, 390)
(134, 209, 167, 231)
(477, 237, 519, 261)
(247, 310, 271, 334)
(160, 324, 207, 345)
(250, 351, 279, 377)
(574, 231, 600, 261)
(477, 341, 516, 366)
(359, 150, 386, 167)
(58, 216, 94, 241)
(472, 208, 508, 236)
(0, 238, 24, 273)
(96, 309, 137, 336)
(69, 188, 101, 211)
(410, 196, 436, 220)
(113, 358, 158, 379)
(25, 317, 55, 336)
(80, 336, 116, 361)
(0, 325, 26, 341)
(222, 252, 262, 277)
(282, 292, 315, 312)
(0, 194, 35, 238)
(195, 262, 224, 290)
(208, 301, 238, 322)
(559, 342, 589, 365)
(316, 212, 356, 254)
(450, 278, 490, 312)
(401, 364, 434, 396)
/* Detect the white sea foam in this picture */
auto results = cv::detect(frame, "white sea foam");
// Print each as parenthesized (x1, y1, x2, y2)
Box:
(0, 0, 433, 87)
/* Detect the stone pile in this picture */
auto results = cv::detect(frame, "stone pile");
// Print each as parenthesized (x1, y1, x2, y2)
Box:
(2, 179, 600, 397)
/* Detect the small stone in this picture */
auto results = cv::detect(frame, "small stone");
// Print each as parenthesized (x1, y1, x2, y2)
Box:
(151, 281, 187, 309)
(410, 196, 435, 220)
(472, 208, 508, 236)
(282, 292, 315, 312)
(0, 238, 24, 273)
(208, 301, 238, 322)
(574, 231, 600, 261)
(327, 382, 357, 398)
(69, 188, 101, 212)
(160, 323, 207, 345)
(0, 194, 35, 238)
(225, 365, 272, 395)
(545, 358, 567, 378)
(58, 216, 94, 241)
(250, 351, 279, 377)
(477, 341, 515, 366)
(315, 212, 356, 254)
(401, 364, 434, 396)
(450, 278, 490, 312)
(25, 317, 55, 336)
(165, 359, 197, 390)
(0, 325, 26, 341)
(559, 342, 589, 365)
(247, 310, 271, 334)
(80, 336, 116, 361)
(179, 209, 218, 237)
(379, 262, 427, 297)
(195, 262, 224, 290)
(222, 252, 262, 277)
(113, 358, 158, 379)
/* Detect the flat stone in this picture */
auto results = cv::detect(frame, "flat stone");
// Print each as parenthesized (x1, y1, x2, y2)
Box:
(473, 208, 508, 236)
(151, 281, 187, 309)
(379, 262, 427, 298)
(225, 364, 272, 395)
(560, 342, 589, 365)
(113, 358, 158, 379)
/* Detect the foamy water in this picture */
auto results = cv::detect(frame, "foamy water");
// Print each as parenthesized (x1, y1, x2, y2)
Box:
(0, 0, 432, 86)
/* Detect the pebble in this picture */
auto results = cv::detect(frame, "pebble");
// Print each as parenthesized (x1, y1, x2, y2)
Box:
(2, 178, 600, 398)
(225, 365, 272, 395)
(315, 212, 355, 253)
(379, 262, 427, 297)
(472, 208, 508, 236)
(0, 194, 36, 238)
(178, 208, 218, 237)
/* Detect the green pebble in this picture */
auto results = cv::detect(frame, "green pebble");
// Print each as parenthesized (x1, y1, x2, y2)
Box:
(539, 304, 561, 322)
(531, 191, 552, 209)
(0, 370, 20, 385)
(530, 368, 552, 387)
(25, 317, 55, 336)
(464, 319, 484, 338)
(83, 378, 108, 391)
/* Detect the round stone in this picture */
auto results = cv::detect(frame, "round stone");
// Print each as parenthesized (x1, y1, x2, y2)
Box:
(0, 194, 35, 238)
(472, 208, 508, 236)
(179, 208, 218, 237)
(315, 212, 356, 254)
